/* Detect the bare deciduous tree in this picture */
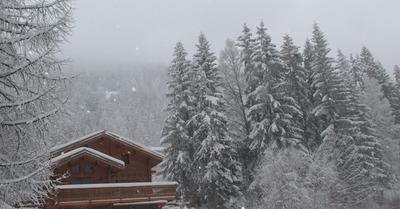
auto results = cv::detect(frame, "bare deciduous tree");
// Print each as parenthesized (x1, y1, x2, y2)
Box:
(0, 0, 72, 207)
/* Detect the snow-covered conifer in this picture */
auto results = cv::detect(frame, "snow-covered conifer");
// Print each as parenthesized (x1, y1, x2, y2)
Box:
(359, 47, 400, 123)
(237, 24, 256, 80)
(309, 24, 388, 205)
(161, 42, 196, 203)
(349, 54, 365, 89)
(280, 34, 309, 151)
(191, 33, 242, 209)
(246, 21, 301, 154)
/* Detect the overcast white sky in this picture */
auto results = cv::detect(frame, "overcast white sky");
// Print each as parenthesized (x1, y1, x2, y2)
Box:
(62, 0, 400, 72)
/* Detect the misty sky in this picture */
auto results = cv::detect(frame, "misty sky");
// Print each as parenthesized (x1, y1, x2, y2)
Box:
(62, 0, 400, 72)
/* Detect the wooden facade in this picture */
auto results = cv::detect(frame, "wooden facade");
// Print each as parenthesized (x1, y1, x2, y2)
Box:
(48, 131, 177, 209)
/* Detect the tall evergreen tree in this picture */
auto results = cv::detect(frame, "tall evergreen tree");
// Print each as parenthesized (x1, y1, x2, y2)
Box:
(335, 51, 389, 205)
(349, 54, 365, 89)
(359, 47, 400, 123)
(244, 21, 276, 168)
(302, 38, 318, 150)
(246, 21, 298, 151)
(237, 24, 256, 80)
(161, 42, 196, 203)
(280, 34, 309, 151)
(243, 24, 304, 208)
(191, 33, 242, 209)
(309, 24, 388, 205)
(308, 23, 339, 146)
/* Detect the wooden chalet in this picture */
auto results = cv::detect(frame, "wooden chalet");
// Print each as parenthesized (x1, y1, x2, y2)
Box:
(47, 130, 177, 209)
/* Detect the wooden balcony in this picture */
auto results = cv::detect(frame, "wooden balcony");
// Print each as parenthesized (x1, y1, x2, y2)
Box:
(53, 181, 177, 209)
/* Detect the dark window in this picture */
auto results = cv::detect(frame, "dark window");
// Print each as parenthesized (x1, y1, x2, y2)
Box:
(121, 154, 129, 164)
(71, 165, 80, 174)
(82, 179, 93, 184)
(71, 179, 82, 184)
(84, 164, 93, 173)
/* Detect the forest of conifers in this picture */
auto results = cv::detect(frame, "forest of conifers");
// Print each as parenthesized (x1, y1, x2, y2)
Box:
(60, 22, 400, 209)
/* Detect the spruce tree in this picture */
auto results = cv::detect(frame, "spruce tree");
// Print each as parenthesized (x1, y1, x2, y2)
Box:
(280, 34, 309, 151)
(309, 24, 388, 205)
(308, 23, 339, 146)
(237, 24, 256, 80)
(349, 54, 365, 89)
(335, 51, 389, 205)
(246, 21, 298, 151)
(243, 24, 304, 208)
(302, 38, 319, 150)
(359, 47, 400, 123)
(191, 33, 242, 209)
(161, 42, 196, 203)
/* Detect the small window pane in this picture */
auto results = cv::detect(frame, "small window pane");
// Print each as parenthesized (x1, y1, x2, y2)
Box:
(84, 164, 93, 173)
(121, 154, 129, 164)
(71, 165, 80, 174)
(71, 179, 82, 184)
(82, 179, 93, 184)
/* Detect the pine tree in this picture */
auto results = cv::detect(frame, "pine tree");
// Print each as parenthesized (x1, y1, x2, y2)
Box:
(280, 34, 309, 151)
(308, 23, 339, 146)
(191, 33, 242, 209)
(302, 39, 319, 150)
(241, 23, 304, 208)
(335, 51, 389, 205)
(349, 54, 365, 89)
(161, 42, 196, 203)
(308, 24, 388, 205)
(246, 21, 295, 151)
(237, 24, 256, 81)
(359, 47, 400, 123)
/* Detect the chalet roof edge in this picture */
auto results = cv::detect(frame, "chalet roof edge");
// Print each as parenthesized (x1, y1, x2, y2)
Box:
(51, 147, 125, 169)
(50, 130, 106, 153)
(56, 181, 178, 189)
(50, 130, 164, 160)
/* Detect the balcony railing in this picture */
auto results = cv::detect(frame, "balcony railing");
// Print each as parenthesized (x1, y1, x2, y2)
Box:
(53, 181, 177, 208)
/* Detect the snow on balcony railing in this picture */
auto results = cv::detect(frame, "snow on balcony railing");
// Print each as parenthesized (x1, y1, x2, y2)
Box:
(54, 181, 177, 207)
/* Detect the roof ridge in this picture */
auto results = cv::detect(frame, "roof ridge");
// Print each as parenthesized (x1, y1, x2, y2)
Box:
(50, 130, 164, 159)
(51, 147, 125, 168)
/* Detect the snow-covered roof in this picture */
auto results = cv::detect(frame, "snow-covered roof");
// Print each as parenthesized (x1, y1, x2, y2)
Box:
(51, 130, 163, 160)
(56, 181, 178, 189)
(149, 146, 165, 152)
(51, 147, 125, 169)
